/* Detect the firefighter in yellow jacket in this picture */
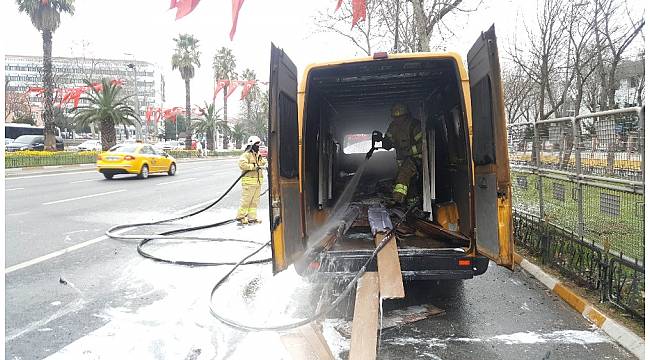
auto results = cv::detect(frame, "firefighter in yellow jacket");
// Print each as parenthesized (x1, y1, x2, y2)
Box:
(381, 103, 423, 204)
(237, 136, 267, 225)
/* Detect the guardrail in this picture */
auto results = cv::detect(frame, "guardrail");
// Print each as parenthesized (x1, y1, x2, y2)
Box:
(509, 106, 645, 320)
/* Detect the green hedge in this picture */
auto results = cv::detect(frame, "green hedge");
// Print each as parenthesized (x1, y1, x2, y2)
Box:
(5, 150, 241, 168)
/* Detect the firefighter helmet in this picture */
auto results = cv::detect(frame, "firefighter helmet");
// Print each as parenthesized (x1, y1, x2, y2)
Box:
(391, 103, 409, 118)
(246, 135, 262, 146)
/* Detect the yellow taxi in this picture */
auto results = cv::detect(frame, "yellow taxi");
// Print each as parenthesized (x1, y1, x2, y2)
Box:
(97, 143, 177, 180)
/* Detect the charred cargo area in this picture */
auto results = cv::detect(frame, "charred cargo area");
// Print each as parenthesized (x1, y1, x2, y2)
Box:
(299, 56, 478, 277)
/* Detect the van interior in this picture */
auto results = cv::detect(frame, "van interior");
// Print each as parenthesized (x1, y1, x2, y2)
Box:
(301, 57, 474, 255)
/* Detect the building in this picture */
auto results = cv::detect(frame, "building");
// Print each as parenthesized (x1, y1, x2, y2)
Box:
(5, 54, 162, 138)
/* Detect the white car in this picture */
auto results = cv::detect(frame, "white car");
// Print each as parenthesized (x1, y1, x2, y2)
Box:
(76, 140, 102, 151)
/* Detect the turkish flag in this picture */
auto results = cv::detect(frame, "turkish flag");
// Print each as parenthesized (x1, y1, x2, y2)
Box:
(226, 81, 239, 99)
(351, 0, 366, 28)
(229, 0, 245, 40)
(335, 0, 343, 11)
(146, 107, 153, 124)
(213, 79, 230, 101)
(174, 0, 200, 20)
(240, 80, 256, 100)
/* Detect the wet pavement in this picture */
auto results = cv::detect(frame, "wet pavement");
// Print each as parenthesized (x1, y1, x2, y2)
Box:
(4, 159, 636, 359)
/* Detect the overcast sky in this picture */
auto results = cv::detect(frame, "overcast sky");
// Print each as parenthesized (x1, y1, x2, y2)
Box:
(1, 0, 644, 117)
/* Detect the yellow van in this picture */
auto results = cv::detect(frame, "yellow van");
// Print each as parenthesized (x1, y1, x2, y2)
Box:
(267, 26, 514, 280)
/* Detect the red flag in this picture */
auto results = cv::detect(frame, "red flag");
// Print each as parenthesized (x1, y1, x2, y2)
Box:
(213, 79, 230, 101)
(335, 0, 343, 11)
(229, 0, 245, 40)
(146, 107, 153, 124)
(351, 0, 366, 28)
(153, 108, 161, 123)
(174, 0, 200, 20)
(240, 80, 255, 100)
(169, 0, 177, 9)
(226, 81, 239, 99)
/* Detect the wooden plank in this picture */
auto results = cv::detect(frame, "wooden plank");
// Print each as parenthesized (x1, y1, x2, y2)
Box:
(280, 322, 335, 360)
(298, 323, 335, 360)
(374, 233, 405, 299)
(349, 272, 380, 360)
(335, 304, 445, 337)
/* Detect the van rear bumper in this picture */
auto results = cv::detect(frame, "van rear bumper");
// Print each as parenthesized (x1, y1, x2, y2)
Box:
(317, 248, 489, 281)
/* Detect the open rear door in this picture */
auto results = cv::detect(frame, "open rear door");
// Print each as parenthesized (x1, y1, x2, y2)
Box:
(268, 43, 303, 273)
(467, 25, 514, 269)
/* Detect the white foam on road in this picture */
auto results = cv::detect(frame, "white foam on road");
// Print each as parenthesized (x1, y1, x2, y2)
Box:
(43, 209, 312, 359)
(385, 329, 611, 350)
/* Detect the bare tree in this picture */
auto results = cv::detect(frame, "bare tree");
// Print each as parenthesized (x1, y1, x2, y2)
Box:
(594, 0, 645, 110)
(313, 0, 389, 55)
(313, 0, 478, 54)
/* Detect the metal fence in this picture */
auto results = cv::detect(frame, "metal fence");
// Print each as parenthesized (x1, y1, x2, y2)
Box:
(508, 106, 645, 320)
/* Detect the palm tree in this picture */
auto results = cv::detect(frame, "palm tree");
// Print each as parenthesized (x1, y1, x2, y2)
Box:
(230, 122, 247, 150)
(172, 33, 201, 150)
(195, 102, 221, 150)
(73, 79, 139, 150)
(212, 47, 237, 149)
(16, 0, 75, 150)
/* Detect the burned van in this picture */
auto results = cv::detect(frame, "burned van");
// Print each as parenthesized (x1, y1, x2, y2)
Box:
(267, 26, 514, 280)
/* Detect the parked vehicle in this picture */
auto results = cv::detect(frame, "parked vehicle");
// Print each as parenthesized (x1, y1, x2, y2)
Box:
(96, 143, 177, 180)
(5, 135, 64, 152)
(75, 140, 102, 151)
(267, 26, 514, 280)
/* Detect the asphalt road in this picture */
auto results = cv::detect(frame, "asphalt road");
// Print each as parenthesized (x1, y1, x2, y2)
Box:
(4, 159, 635, 360)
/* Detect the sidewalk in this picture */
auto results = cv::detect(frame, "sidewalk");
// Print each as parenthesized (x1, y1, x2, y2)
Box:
(4, 156, 238, 178)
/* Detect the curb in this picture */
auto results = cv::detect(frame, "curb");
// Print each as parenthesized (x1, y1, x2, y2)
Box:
(514, 253, 645, 359)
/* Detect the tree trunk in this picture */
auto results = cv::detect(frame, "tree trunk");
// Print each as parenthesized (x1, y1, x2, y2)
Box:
(222, 90, 229, 149)
(42, 30, 57, 151)
(100, 118, 117, 151)
(207, 129, 214, 150)
(411, 0, 430, 52)
(185, 79, 192, 150)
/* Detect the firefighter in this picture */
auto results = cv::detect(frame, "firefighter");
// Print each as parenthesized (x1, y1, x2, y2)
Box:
(381, 103, 423, 204)
(236, 135, 267, 225)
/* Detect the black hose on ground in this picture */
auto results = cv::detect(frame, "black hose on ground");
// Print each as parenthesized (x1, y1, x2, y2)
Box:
(106, 171, 272, 266)
(208, 204, 415, 332)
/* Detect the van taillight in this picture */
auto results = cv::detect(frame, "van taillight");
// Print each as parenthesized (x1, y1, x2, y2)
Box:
(124, 155, 135, 160)
(373, 51, 388, 59)
(458, 259, 471, 266)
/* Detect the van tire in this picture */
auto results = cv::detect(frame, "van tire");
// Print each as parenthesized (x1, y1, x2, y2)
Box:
(138, 164, 149, 179)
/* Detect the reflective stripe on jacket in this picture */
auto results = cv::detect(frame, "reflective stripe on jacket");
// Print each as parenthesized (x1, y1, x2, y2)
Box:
(239, 151, 267, 185)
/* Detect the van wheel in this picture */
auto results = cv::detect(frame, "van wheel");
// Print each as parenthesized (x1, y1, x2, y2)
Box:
(138, 164, 149, 179)
(168, 163, 176, 176)
(103, 173, 114, 180)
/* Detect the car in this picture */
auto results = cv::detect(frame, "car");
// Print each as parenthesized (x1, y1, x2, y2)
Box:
(258, 145, 268, 157)
(5, 135, 64, 152)
(76, 139, 102, 151)
(96, 143, 177, 180)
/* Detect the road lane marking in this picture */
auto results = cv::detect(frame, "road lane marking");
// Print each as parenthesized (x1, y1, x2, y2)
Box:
(7, 211, 30, 216)
(6, 170, 95, 180)
(42, 190, 126, 205)
(70, 179, 98, 184)
(5, 228, 130, 274)
(5, 298, 87, 342)
(155, 177, 197, 186)
(6, 187, 25, 191)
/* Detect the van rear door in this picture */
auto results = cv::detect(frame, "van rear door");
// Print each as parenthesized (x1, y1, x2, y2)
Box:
(467, 25, 514, 269)
(268, 44, 303, 273)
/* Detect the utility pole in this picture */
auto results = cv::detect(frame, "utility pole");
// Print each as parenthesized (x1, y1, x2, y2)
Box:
(127, 63, 143, 140)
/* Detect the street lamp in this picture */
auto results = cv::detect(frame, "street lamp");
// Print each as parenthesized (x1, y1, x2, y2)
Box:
(124, 53, 144, 140)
